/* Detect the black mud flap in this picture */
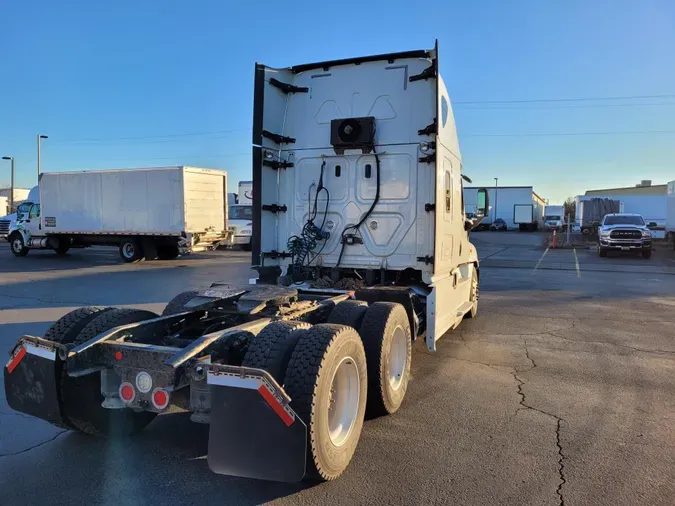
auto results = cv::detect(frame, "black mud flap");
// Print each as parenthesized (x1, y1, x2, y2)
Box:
(4, 337, 66, 427)
(206, 365, 307, 482)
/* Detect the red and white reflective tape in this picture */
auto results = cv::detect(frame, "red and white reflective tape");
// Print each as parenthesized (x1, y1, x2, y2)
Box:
(6, 342, 56, 374)
(207, 372, 295, 427)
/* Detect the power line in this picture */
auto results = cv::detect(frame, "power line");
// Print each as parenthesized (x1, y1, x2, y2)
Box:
(453, 94, 675, 105)
(455, 101, 675, 110)
(461, 129, 675, 138)
(52, 128, 251, 144)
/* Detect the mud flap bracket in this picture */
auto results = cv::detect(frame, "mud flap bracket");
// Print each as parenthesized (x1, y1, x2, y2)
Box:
(4, 337, 68, 427)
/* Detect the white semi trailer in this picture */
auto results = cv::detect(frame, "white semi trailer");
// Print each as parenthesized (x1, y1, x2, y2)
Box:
(7, 166, 229, 262)
(4, 44, 489, 483)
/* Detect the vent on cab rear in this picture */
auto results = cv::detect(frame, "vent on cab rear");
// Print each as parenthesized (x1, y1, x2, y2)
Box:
(330, 117, 376, 155)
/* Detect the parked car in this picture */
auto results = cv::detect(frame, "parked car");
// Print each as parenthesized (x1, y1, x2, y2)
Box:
(490, 218, 508, 231)
(597, 213, 652, 259)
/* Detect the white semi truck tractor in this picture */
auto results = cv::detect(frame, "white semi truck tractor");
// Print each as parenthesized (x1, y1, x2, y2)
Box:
(3, 44, 488, 482)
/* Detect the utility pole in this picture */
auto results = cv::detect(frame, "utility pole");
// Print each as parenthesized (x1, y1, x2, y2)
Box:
(37, 133, 48, 178)
(2, 156, 14, 212)
(493, 177, 499, 222)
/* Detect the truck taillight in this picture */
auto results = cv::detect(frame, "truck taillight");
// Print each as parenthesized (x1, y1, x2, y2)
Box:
(119, 382, 135, 403)
(152, 388, 170, 410)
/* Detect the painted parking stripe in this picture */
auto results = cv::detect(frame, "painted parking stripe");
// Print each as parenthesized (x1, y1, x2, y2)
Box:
(532, 247, 549, 273)
(573, 249, 581, 278)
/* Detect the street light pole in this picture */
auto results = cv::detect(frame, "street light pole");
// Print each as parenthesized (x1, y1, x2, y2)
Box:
(37, 133, 48, 178)
(2, 156, 14, 212)
(494, 177, 499, 222)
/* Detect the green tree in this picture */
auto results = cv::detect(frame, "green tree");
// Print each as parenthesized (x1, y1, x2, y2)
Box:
(563, 197, 576, 220)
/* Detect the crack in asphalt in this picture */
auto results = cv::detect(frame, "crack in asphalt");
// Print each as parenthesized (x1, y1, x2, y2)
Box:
(0, 430, 68, 458)
(547, 330, 675, 356)
(511, 338, 567, 506)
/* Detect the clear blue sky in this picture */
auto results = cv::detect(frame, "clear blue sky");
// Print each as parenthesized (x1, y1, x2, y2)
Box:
(1, 0, 673, 203)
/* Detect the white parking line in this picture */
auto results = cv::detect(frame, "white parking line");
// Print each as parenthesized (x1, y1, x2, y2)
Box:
(532, 247, 549, 273)
(573, 249, 581, 278)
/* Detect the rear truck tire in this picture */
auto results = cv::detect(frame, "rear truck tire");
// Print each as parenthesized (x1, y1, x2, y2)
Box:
(358, 302, 412, 417)
(42, 306, 116, 429)
(642, 249, 652, 259)
(283, 324, 367, 481)
(162, 290, 199, 316)
(62, 308, 159, 437)
(119, 238, 143, 263)
(54, 244, 70, 255)
(157, 244, 180, 260)
(464, 267, 479, 319)
(44, 306, 115, 345)
(242, 321, 311, 383)
(327, 300, 368, 329)
(9, 232, 29, 257)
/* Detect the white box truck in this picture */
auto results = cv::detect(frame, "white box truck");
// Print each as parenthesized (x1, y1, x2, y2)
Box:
(6, 166, 229, 261)
(667, 180, 675, 248)
(237, 180, 253, 205)
(543, 204, 564, 231)
(3, 44, 491, 483)
(227, 180, 254, 249)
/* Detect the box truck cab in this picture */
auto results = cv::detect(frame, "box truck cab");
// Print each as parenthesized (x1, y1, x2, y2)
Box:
(543, 205, 564, 231)
(0, 185, 39, 238)
(228, 202, 253, 249)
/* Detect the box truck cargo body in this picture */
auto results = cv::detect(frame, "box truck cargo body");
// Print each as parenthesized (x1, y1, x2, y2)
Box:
(7, 166, 230, 261)
(464, 186, 544, 230)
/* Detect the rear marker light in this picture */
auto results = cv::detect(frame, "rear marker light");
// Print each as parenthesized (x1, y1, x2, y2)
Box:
(119, 382, 135, 403)
(152, 388, 170, 410)
(114, 351, 123, 361)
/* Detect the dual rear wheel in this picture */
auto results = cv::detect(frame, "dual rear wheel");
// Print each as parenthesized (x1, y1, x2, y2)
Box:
(242, 300, 412, 480)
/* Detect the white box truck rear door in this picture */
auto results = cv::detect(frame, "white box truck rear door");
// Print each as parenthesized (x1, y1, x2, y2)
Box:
(514, 204, 533, 224)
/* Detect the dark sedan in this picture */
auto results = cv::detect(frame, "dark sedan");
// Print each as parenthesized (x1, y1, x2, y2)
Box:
(490, 218, 508, 231)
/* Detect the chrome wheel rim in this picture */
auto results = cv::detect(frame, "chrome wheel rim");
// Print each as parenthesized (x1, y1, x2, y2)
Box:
(122, 243, 135, 258)
(328, 356, 360, 447)
(12, 238, 22, 253)
(388, 326, 407, 391)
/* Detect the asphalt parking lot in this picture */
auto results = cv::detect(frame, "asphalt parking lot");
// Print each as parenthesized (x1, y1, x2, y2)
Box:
(1, 237, 675, 506)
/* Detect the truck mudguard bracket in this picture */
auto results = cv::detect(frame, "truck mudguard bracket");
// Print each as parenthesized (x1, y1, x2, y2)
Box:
(262, 159, 294, 170)
(262, 204, 287, 214)
(261, 130, 296, 145)
(269, 78, 308, 94)
(206, 364, 307, 482)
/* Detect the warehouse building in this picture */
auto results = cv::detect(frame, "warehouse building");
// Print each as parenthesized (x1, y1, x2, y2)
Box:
(464, 186, 545, 229)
